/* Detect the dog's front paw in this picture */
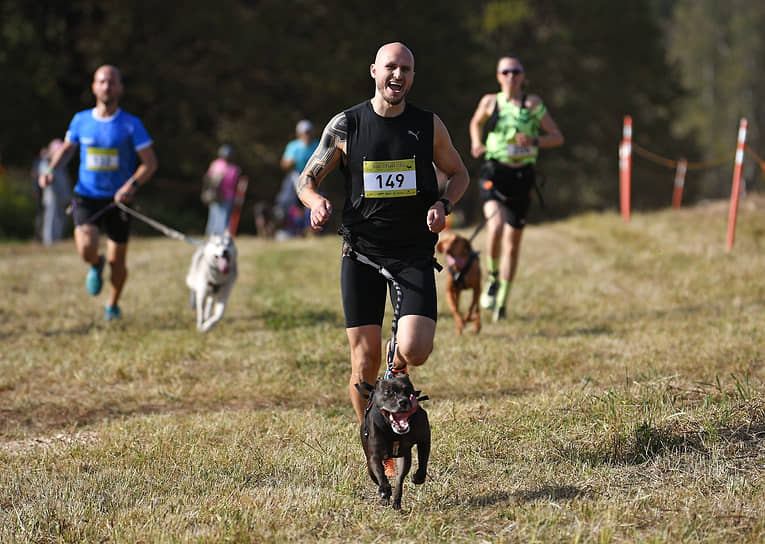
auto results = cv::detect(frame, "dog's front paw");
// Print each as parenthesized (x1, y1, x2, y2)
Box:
(199, 320, 219, 333)
(378, 484, 391, 505)
(411, 469, 427, 485)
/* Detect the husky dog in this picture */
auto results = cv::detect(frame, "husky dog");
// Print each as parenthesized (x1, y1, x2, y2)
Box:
(185, 231, 238, 332)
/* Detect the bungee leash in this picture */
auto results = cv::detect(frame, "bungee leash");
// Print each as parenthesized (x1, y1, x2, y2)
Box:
(69, 200, 116, 225)
(114, 202, 202, 245)
(342, 242, 404, 371)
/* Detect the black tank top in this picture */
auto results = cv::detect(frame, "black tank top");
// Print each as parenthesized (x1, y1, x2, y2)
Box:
(341, 100, 439, 259)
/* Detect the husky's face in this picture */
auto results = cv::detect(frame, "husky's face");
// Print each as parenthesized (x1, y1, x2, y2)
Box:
(204, 232, 236, 274)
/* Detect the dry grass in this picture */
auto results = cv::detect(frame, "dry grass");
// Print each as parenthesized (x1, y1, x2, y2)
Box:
(1, 196, 764, 542)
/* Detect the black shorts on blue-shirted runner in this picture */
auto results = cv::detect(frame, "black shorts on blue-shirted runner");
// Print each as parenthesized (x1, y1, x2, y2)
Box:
(72, 193, 131, 243)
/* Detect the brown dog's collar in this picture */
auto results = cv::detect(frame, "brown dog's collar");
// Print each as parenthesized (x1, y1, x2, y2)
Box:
(448, 250, 479, 289)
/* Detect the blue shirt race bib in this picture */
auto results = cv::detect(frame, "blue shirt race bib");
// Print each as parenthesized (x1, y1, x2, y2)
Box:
(66, 108, 153, 199)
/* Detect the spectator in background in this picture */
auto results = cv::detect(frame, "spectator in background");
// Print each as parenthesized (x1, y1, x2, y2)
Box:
(202, 144, 241, 235)
(30, 146, 47, 240)
(275, 120, 318, 237)
(36, 139, 72, 245)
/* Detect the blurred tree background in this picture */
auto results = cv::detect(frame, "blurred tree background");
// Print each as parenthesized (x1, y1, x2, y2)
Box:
(1, 0, 762, 238)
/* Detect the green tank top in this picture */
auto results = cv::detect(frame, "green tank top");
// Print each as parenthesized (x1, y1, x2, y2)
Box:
(485, 93, 547, 164)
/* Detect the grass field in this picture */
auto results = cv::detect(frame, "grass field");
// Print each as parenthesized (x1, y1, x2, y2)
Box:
(1, 196, 764, 543)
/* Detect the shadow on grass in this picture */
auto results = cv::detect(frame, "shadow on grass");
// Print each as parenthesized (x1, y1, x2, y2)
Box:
(39, 314, 192, 337)
(0, 395, 337, 440)
(513, 484, 587, 502)
(534, 325, 613, 338)
(459, 485, 587, 508)
(41, 323, 96, 337)
(261, 307, 343, 330)
(561, 420, 765, 467)
(439, 385, 541, 404)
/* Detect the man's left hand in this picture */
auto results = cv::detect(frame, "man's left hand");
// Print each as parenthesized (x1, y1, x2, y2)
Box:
(114, 181, 136, 203)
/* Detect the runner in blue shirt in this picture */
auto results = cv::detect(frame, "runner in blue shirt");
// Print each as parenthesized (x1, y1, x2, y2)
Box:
(39, 65, 158, 321)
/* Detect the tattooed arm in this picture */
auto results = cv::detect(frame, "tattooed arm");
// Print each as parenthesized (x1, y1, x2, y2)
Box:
(295, 112, 347, 232)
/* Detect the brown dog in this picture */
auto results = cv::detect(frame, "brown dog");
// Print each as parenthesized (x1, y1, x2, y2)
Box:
(436, 231, 481, 335)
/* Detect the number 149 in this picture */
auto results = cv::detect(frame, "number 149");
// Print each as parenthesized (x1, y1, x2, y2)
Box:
(376, 173, 405, 188)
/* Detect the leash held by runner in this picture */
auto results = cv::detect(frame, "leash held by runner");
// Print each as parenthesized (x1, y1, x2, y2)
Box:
(114, 202, 202, 245)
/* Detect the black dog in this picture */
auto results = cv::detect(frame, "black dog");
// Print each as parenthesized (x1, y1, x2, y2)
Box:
(357, 375, 430, 510)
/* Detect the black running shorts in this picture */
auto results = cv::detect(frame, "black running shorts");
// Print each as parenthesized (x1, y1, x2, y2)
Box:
(72, 193, 131, 244)
(341, 254, 438, 328)
(479, 160, 535, 229)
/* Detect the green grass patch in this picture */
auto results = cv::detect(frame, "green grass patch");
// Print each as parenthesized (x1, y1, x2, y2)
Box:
(1, 197, 765, 542)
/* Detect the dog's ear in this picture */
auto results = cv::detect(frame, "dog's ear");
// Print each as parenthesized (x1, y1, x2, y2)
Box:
(400, 375, 415, 391)
(436, 232, 453, 254)
(355, 381, 375, 399)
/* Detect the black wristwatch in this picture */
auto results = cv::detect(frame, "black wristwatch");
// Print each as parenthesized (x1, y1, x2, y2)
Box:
(438, 197, 452, 216)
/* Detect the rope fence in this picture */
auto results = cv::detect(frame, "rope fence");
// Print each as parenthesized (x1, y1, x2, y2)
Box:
(632, 143, 737, 171)
(745, 144, 765, 178)
(619, 116, 762, 251)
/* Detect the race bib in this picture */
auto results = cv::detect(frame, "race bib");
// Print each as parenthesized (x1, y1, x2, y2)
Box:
(85, 147, 119, 171)
(506, 143, 538, 161)
(362, 159, 417, 198)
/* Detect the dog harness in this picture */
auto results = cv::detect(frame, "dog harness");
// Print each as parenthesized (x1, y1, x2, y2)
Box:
(446, 250, 479, 290)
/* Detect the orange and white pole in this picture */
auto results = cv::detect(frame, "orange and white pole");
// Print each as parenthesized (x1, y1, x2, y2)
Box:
(228, 175, 249, 237)
(619, 116, 632, 223)
(671, 159, 687, 209)
(726, 118, 748, 252)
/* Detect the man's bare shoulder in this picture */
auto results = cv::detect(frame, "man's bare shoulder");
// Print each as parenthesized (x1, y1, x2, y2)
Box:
(480, 93, 498, 108)
(524, 94, 544, 109)
(319, 112, 347, 153)
(326, 111, 347, 131)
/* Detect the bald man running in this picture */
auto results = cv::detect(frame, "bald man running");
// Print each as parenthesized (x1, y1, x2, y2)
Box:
(296, 42, 470, 422)
(39, 65, 158, 321)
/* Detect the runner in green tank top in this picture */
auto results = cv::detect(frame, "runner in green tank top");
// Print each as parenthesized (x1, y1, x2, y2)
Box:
(469, 56, 564, 322)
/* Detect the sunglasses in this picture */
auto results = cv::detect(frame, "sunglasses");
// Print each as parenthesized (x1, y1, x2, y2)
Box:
(499, 68, 523, 75)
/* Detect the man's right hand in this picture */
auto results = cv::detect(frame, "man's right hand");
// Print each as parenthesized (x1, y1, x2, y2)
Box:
(309, 197, 333, 232)
(470, 142, 486, 159)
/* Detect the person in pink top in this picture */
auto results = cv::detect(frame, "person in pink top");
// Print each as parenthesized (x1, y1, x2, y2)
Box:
(203, 144, 241, 235)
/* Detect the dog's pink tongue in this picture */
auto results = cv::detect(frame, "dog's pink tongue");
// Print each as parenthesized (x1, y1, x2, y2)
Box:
(218, 257, 230, 274)
(446, 254, 465, 269)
